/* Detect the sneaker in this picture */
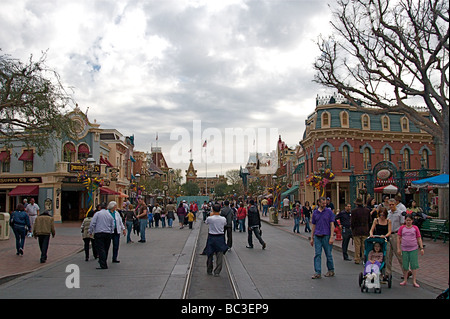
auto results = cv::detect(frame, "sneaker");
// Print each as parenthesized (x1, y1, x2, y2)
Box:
(311, 274, 321, 279)
(325, 271, 335, 277)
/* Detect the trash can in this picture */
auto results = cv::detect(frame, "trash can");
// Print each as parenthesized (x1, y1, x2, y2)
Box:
(0, 213, 11, 240)
(269, 207, 278, 224)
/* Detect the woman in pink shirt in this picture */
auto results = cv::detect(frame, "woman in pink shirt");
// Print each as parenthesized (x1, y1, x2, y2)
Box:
(397, 214, 424, 288)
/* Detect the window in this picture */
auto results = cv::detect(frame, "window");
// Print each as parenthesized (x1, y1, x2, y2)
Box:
(322, 112, 330, 128)
(77, 144, 90, 162)
(421, 149, 429, 168)
(0, 151, 10, 173)
(340, 111, 349, 128)
(363, 147, 371, 170)
(323, 146, 332, 169)
(383, 148, 391, 162)
(382, 115, 390, 131)
(19, 149, 34, 172)
(342, 145, 350, 170)
(63, 142, 76, 162)
(403, 149, 410, 169)
(401, 117, 409, 132)
(362, 114, 370, 130)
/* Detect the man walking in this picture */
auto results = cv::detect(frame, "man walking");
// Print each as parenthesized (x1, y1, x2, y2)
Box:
(205, 204, 228, 276)
(89, 203, 114, 269)
(246, 200, 266, 249)
(310, 197, 335, 279)
(335, 203, 352, 261)
(351, 198, 370, 264)
(136, 196, 148, 242)
(32, 210, 55, 263)
(25, 198, 40, 237)
(386, 198, 405, 277)
(220, 200, 233, 249)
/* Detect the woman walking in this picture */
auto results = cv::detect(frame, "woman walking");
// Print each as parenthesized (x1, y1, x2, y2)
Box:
(81, 210, 98, 260)
(10, 204, 31, 256)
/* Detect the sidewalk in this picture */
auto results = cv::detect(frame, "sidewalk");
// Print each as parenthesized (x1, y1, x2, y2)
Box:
(0, 222, 83, 283)
(260, 213, 449, 291)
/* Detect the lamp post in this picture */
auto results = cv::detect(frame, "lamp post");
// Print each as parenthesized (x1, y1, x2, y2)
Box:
(85, 155, 96, 216)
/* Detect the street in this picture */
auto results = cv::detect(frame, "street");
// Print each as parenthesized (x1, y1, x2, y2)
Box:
(0, 219, 441, 300)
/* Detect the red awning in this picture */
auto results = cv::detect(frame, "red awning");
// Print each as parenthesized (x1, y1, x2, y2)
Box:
(100, 187, 121, 195)
(78, 144, 90, 154)
(18, 150, 34, 161)
(9, 185, 39, 196)
(0, 151, 10, 162)
(100, 156, 113, 167)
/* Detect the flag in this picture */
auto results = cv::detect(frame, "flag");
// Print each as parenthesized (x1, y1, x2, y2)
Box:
(188, 149, 192, 153)
(203, 140, 207, 147)
(156, 132, 158, 141)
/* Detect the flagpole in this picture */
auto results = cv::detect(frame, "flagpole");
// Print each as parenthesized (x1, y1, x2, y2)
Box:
(205, 142, 208, 198)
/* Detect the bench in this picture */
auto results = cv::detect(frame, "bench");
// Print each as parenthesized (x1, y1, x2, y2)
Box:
(421, 219, 448, 242)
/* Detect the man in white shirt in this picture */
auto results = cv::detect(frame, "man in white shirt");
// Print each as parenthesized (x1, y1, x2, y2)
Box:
(25, 198, 40, 237)
(283, 197, 290, 218)
(205, 204, 228, 276)
(386, 198, 405, 277)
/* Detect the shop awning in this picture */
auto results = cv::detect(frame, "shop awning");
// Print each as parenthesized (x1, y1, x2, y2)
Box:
(281, 185, 299, 198)
(9, 185, 39, 196)
(100, 187, 121, 195)
(18, 150, 34, 161)
(0, 151, 10, 162)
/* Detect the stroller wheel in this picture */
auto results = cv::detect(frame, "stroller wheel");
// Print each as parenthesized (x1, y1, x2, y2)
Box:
(359, 273, 363, 287)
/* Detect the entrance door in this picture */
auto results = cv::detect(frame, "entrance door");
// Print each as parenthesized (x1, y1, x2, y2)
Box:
(61, 190, 81, 221)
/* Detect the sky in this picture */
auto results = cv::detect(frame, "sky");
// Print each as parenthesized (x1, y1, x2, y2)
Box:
(0, 0, 334, 177)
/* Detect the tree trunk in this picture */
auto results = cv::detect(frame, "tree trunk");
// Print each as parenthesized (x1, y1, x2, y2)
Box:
(438, 126, 449, 220)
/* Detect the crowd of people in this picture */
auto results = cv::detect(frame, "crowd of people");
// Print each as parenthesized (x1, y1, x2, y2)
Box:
(276, 194, 430, 287)
(8, 192, 432, 285)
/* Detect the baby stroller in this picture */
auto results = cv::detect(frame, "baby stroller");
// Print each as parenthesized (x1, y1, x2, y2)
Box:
(358, 236, 392, 293)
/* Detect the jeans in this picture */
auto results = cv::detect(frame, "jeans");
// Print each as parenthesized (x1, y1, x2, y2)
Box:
(238, 219, 246, 232)
(167, 218, 173, 228)
(13, 225, 27, 254)
(126, 220, 133, 242)
(293, 217, 300, 233)
(139, 219, 147, 241)
(313, 235, 334, 275)
(304, 217, 311, 232)
(161, 216, 166, 228)
(262, 205, 268, 216)
(83, 237, 97, 259)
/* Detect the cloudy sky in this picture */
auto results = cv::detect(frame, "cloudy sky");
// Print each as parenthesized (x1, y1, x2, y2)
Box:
(0, 0, 334, 177)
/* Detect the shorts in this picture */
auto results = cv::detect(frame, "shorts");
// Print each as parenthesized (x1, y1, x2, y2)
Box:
(402, 249, 419, 270)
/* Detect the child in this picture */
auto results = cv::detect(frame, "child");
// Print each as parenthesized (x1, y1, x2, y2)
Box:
(397, 214, 424, 288)
(364, 242, 383, 281)
(186, 211, 195, 229)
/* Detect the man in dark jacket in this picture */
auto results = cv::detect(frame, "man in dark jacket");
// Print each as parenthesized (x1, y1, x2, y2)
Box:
(351, 197, 371, 264)
(246, 200, 266, 249)
(220, 201, 233, 249)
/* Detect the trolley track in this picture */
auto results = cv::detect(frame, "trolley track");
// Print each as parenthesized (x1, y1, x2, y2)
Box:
(182, 221, 239, 299)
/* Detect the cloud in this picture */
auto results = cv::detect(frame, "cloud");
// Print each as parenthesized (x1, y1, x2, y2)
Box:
(0, 0, 333, 176)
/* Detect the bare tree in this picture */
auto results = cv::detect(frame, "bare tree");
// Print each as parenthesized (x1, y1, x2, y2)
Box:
(0, 50, 76, 155)
(313, 0, 449, 218)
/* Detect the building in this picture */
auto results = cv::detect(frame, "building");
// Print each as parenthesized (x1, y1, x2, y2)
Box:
(298, 95, 438, 210)
(0, 106, 134, 221)
(185, 160, 227, 196)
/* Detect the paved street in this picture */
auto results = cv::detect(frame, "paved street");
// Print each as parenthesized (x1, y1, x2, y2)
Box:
(0, 215, 446, 299)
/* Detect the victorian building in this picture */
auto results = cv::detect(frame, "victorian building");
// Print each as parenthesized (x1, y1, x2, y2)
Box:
(298, 95, 438, 210)
(0, 106, 135, 222)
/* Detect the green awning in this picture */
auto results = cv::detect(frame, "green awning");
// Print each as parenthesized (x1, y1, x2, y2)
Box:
(281, 185, 299, 198)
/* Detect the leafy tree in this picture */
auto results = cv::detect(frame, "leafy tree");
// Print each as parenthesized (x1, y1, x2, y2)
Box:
(0, 50, 75, 155)
(181, 181, 200, 196)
